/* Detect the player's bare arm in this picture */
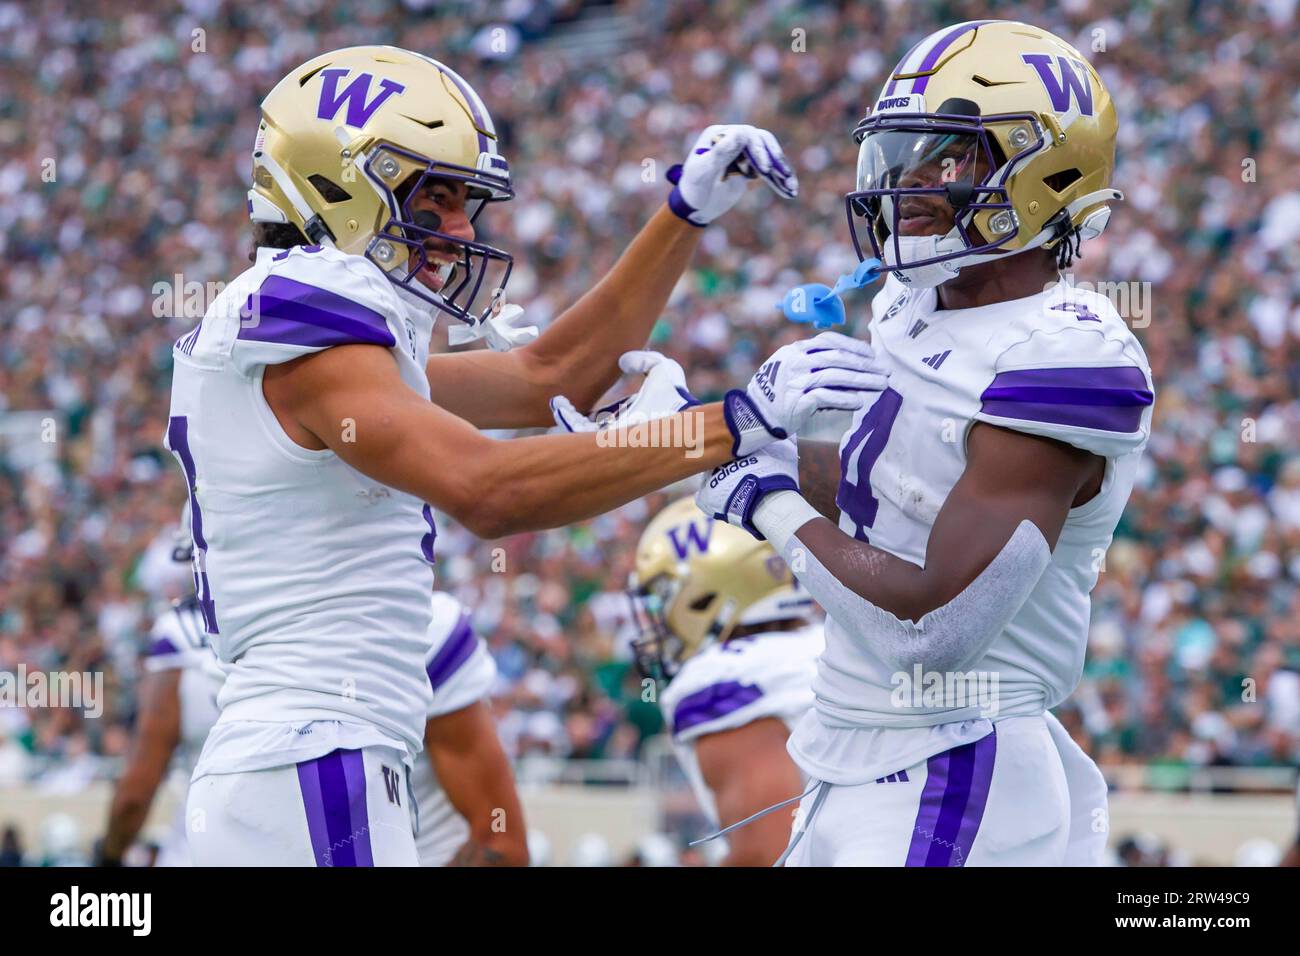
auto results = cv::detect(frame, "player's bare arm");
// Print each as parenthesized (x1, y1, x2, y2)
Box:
(100, 669, 182, 864)
(265, 319, 878, 537)
(426, 127, 797, 430)
(264, 343, 735, 538)
(790, 423, 1104, 620)
(796, 438, 843, 522)
(695, 718, 805, 867)
(424, 701, 528, 867)
(426, 205, 702, 429)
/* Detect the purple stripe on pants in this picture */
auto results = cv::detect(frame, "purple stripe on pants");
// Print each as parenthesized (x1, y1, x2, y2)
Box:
(297, 749, 374, 867)
(950, 732, 997, 865)
(906, 729, 997, 866)
(905, 749, 950, 866)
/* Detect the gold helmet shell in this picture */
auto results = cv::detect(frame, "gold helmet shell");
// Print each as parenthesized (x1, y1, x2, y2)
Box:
(249, 45, 513, 321)
(629, 498, 811, 680)
(846, 20, 1121, 286)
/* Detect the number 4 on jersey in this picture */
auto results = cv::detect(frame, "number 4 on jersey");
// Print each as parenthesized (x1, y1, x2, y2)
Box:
(835, 388, 903, 541)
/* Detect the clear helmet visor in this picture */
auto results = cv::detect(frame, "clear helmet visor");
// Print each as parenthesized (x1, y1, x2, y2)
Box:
(854, 129, 985, 232)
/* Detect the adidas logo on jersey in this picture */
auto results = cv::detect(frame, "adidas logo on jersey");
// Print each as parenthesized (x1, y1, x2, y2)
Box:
(921, 350, 951, 370)
(907, 319, 928, 339)
(875, 770, 910, 783)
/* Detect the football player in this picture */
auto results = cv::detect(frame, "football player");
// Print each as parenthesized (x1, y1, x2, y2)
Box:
(411, 593, 526, 866)
(699, 20, 1153, 865)
(100, 522, 224, 866)
(631, 498, 822, 866)
(173, 45, 882, 865)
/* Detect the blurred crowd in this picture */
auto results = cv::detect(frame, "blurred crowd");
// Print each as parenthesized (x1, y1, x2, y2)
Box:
(2, 0, 1299, 811)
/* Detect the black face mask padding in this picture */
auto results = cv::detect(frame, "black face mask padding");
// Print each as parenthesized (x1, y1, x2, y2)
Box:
(412, 209, 443, 232)
(945, 181, 975, 209)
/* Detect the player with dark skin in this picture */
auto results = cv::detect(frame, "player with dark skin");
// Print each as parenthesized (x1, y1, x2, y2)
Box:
(794, 142, 1106, 622)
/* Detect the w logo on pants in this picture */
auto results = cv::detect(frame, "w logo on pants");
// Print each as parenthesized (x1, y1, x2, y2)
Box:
(382, 765, 402, 807)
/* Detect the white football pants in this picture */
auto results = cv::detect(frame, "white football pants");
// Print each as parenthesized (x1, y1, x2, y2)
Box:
(187, 746, 419, 866)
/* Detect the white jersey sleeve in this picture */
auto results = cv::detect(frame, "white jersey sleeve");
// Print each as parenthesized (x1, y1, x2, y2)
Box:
(973, 288, 1154, 458)
(661, 626, 823, 744)
(143, 601, 211, 674)
(227, 245, 411, 378)
(424, 593, 496, 718)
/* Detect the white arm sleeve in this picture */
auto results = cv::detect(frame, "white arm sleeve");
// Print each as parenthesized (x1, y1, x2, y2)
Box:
(754, 491, 1050, 673)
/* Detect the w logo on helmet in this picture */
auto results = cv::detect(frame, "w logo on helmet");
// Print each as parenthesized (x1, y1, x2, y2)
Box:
(667, 520, 712, 560)
(1021, 54, 1094, 121)
(315, 68, 406, 127)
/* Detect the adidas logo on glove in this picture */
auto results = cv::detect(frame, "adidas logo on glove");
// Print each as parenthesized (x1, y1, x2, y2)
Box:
(709, 456, 759, 488)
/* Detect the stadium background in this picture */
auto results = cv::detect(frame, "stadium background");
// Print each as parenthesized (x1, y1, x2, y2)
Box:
(1, 0, 1298, 865)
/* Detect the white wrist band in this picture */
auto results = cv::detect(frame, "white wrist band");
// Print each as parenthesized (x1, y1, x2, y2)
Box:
(753, 490, 821, 552)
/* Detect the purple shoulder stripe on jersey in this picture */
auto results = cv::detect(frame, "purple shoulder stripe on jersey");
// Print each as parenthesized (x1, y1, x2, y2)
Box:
(426, 613, 476, 691)
(672, 681, 763, 735)
(905, 729, 996, 867)
(146, 636, 180, 658)
(239, 275, 396, 350)
(297, 749, 374, 867)
(980, 365, 1153, 433)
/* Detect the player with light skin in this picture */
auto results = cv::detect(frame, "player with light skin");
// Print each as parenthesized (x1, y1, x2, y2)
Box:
(173, 46, 882, 866)
(697, 20, 1153, 866)
(630, 498, 823, 866)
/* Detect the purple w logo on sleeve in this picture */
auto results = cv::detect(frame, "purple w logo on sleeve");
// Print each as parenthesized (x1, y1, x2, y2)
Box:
(315, 69, 406, 127)
(1021, 54, 1094, 119)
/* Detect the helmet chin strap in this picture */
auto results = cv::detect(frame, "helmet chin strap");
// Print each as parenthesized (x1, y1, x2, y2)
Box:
(886, 188, 1123, 288)
(250, 152, 338, 248)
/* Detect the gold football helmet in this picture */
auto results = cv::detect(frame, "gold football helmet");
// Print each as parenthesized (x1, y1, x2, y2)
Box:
(846, 20, 1122, 287)
(629, 498, 812, 680)
(249, 45, 513, 322)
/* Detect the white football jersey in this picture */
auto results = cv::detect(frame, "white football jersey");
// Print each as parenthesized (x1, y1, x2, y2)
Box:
(142, 599, 225, 865)
(410, 593, 498, 866)
(143, 600, 225, 778)
(659, 624, 823, 825)
(791, 275, 1154, 783)
(169, 245, 439, 776)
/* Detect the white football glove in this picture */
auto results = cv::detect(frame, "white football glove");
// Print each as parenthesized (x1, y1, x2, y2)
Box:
(447, 302, 539, 352)
(696, 439, 800, 540)
(667, 125, 798, 227)
(723, 331, 890, 456)
(551, 351, 700, 432)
